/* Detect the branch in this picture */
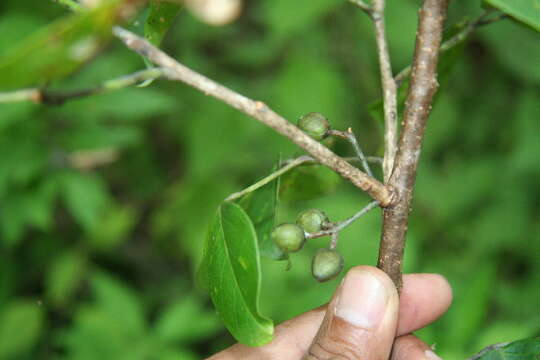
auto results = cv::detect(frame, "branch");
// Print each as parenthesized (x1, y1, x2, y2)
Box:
(377, 0, 449, 290)
(0, 68, 164, 105)
(394, 10, 508, 87)
(371, 0, 398, 183)
(112, 26, 396, 207)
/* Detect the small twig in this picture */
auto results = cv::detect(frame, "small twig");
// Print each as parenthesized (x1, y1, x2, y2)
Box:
(225, 155, 312, 202)
(0, 68, 165, 105)
(370, 0, 398, 183)
(328, 129, 373, 177)
(329, 232, 339, 250)
(378, 0, 449, 291)
(466, 342, 511, 360)
(394, 10, 508, 87)
(113, 26, 396, 207)
(347, 0, 372, 15)
(307, 201, 379, 239)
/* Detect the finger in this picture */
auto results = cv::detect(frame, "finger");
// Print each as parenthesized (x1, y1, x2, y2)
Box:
(304, 265, 399, 360)
(391, 334, 442, 360)
(398, 273, 452, 335)
(208, 270, 452, 360)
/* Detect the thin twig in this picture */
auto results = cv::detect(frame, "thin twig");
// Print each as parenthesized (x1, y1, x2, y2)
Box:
(394, 10, 508, 87)
(371, 0, 398, 183)
(307, 201, 379, 239)
(378, 0, 449, 291)
(113, 26, 396, 207)
(329, 232, 339, 250)
(347, 0, 372, 15)
(465, 342, 511, 360)
(225, 155, 312, 202)
(328, 129, 373, 177)
(0, 68, 165, 105)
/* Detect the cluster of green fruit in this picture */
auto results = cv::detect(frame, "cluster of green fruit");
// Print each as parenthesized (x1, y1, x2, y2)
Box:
(271, 209, 344, 282)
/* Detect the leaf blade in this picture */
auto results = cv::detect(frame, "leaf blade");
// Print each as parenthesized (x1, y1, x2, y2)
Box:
(200, 202, 273, 346)
(483, 0, 540, 32)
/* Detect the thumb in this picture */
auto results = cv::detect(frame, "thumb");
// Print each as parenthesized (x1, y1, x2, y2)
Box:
(304, 266, 399, 360)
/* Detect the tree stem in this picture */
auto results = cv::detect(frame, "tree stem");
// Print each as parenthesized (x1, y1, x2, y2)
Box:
(377, 0, 449, 291)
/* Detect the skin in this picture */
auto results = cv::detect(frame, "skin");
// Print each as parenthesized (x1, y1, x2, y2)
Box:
(208, 266, 453, 360)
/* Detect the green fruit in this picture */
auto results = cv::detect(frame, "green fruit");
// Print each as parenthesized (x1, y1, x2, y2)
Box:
(271, 223, 306, 253)
(298, 112, 330, 141)
(311, 248, 344, 282)
(296, 209, 329, 233)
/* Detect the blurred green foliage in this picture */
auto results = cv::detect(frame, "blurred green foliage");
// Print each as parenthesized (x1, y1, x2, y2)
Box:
(0, 0, 539, 359)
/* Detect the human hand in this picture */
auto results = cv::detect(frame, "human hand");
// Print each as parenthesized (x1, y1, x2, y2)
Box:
(208, 265, 452, 360)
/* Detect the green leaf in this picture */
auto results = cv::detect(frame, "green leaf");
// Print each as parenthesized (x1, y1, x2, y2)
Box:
(91, 271, 146, 336)
(46, 249, 87, 307)
(0, 0, 128, 90)
(154, 296, 219, 344)
(60, 171, 111, 231)
(144, 1, 182, 47)
(140, 1, 182, 84)
(199, 202, 273, 346)
(483, 0, 540, 32)
(0, 300, 44, 358)
(279, 165, 340, 202)
(476, 338, 540, 359)
(238, 163, 287, 261)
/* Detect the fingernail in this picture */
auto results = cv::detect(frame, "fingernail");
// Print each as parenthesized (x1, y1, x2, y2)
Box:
(425, 350, 443, 360)
(334, 268, 389, 328)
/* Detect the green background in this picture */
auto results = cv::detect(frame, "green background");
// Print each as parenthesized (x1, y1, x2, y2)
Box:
(1, 0, 539, 358)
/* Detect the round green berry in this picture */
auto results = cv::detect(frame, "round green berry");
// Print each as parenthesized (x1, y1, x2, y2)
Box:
(271, 223, 306, 253)
(296, 209, 329, 234)
(298, 112, 330, 141)
(311, 248, 344, 282)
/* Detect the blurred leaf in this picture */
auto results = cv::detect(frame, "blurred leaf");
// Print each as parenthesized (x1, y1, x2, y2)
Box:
(480, 19, 540, 83)
(87, 204, 137, 251)
(144, 1, 182, 46)
(483, 0, 540, 32)
(475, 338, 540, 359)
(154, 296, 219, 343)
(63, 306, 140, 360)
(91, 271, 146, 336)
(263, 0, 337, 38)
(0, 0, 128, 90)
(60, 123, 142, 151)
(46, 249, 86, 307)
(272, 54, 348, 127)
(445, 264, 495, 349)
(199, 202, 273, 346)
(157, 348, 198, 360)
(511, 90, 540, 173)
(238, 162, 287, 260)
(0, 180, 58, 247)
(60, 171, 111, 231)
(0, 300, 44, 358)
(280, 165, 340, 202)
